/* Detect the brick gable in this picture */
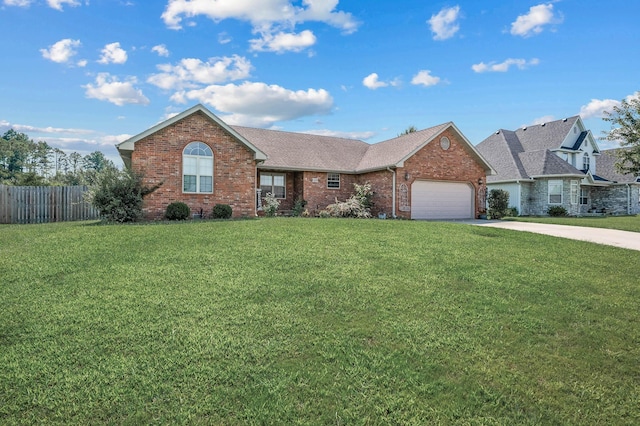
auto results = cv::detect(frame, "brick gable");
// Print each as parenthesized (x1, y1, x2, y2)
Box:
(131, 111, 258, 219)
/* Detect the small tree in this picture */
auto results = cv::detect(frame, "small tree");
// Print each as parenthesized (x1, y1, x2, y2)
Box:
(324, 182, 374, 218)
(602, 92, 640, 175)
(487, 189, 509, 219)
(86, 169, 161, 223)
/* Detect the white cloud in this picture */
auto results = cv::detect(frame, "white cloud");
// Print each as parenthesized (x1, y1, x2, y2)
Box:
(84, 73, 150, 106)
(471, 58, 539, 73)
(170, 81, 333, 127)
(411, 70, 441, 87)
(151, 44, 170, 57)
(428, 6, 460, 41)
(362, 73, 388, 90)
(4, 0, 32, 6)
(98, 42, 128, 64)
(4, 0, 82, 7)
(579, 92, 640, 119)
(301, 129, 375, 140)
(0, 120, 93, 135)
(250, 30, 317, 53)
(161, 0, 358, 54)
(147, 55, 252, 90)
(510, 3, 561, 37)
(47, 0, 80, 10)
(40, 38, 81, 64)
(218, 32, 232, 44)
(162, 0, 358, 32)
(530, 115, 555, 125)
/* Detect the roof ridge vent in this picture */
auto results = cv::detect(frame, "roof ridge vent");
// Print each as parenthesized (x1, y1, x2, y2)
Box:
(541, 123, 546, 126)
(563, 118, 567, 122)
(522, 126, 527, 131)
(495, 130, 500, 134)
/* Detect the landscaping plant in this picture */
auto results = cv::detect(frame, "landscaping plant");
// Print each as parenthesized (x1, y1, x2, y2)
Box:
(165, 201, 190, 220)
(211, 203, 233, 219)
(85, 169, 161, 222)
(487, 188, 509, 219)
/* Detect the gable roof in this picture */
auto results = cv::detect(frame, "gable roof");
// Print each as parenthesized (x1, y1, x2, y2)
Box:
(118, 104, 494, 175)
(476, 116, 596, 182)
(116, 104, 268, 167)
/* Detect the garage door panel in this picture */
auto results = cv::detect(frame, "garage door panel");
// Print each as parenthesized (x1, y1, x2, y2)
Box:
(411, 181, 473, 219)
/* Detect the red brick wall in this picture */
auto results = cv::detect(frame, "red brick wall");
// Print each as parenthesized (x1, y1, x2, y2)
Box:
(130, 111, 258, 219)
(394, 128, 486, 219)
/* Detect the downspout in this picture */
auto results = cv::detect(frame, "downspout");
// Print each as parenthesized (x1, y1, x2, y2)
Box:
(627, 184, 631, 215)
(387, 167, 397, 218)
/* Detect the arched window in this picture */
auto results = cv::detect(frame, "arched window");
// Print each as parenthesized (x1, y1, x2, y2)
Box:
(183, 142, 213, 193)
(583, 153, 590, 171)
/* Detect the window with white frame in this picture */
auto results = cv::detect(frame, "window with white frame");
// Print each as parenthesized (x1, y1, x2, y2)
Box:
(580, 187, 589, 205)
(570, 180, 579, 204)
(183, 142, 213, 193)
(548, 180, 563, 204)
(260, 173, 286, 198)
(583, 153, 590, 171)
(327, 173, 340, 189)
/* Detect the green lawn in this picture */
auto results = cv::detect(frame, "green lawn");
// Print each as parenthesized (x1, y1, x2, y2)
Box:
(1, 219, 639, 424)
(508, 215, 640, 233)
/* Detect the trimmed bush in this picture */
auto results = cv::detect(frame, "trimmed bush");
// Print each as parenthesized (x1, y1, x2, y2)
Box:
(165, 201, 190, 220)
(547, 206, 568, 217)
(488, 189, 509, 219)
(212, 203, 233, 219)
(324, 183, 374, 218)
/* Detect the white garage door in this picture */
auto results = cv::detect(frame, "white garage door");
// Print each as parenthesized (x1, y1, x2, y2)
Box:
(411, 180, 474, 219)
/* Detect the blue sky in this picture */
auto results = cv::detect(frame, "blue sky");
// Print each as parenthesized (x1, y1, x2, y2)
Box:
(1, 0, 638, 166)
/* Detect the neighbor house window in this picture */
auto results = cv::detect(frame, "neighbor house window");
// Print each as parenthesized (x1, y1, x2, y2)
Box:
(183, 142, 213, 193)
(583, 153, 590, 171)
(548, 180, 563, 204)
(327, 173, 340, 189)
(580, 188, 589, 205)
(260, 173, 286, 198)
(570, 180, 578, 204)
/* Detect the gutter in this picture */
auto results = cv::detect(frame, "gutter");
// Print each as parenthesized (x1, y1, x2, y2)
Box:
(387, 167, 397, 218)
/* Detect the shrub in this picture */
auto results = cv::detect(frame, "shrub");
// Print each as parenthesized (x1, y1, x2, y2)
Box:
(263, 192, 280, 217)
(547, 206, 568, 217)
(488, 189, 509, 219)
(324, 182, 374, 218)
(212, 203, 233, 219)
(505, 207, 519, 217)
(86, 169, 161, 223)
(165, 201, 190, 220)
(292, 197, 307, 217)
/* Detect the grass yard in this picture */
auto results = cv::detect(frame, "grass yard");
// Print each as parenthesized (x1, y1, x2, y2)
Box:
(508, 215, 640, 233)
(1, 218, 639, 424)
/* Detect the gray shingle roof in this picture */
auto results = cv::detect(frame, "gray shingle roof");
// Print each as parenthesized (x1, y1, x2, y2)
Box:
(231, 126, 369, 172)
(233, 122, 465, 173)
(476, 116, 586, 182)
(596, 148, 638, 183)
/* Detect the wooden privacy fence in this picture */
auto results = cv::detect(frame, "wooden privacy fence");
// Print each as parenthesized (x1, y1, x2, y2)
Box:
(0, 185, 100, 224)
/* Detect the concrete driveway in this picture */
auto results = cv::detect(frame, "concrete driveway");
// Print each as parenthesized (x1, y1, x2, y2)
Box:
(468, 220, 640, 252)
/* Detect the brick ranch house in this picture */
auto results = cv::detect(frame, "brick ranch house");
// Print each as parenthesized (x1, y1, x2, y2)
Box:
(116, 104, 494, 220)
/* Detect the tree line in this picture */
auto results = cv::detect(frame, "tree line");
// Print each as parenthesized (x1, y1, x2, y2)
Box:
(0, 129, 117, 186)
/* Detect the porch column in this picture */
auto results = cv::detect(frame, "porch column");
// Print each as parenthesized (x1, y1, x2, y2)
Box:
(256, 188, 262, 211)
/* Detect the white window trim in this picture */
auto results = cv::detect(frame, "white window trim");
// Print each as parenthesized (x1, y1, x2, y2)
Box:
(182, 142, 213, 194)
(260, 173, 286, 199)
(583, 153, 590, 171)
(580, 187, 589, 205)
(570, 180, 579, 205)
(327, 173, 340, 189)
(548, 180, 563, 204)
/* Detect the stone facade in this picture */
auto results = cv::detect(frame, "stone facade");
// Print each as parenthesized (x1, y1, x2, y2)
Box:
(592, 184, 640, 215)
(130, 111, 258, 219)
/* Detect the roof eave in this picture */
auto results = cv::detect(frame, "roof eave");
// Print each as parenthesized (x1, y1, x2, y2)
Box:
(116, 104, 268, 161)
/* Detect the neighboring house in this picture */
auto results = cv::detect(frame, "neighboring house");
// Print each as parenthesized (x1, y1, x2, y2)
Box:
(116, 104, 494, 220)
(475, 116, 640, 216)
